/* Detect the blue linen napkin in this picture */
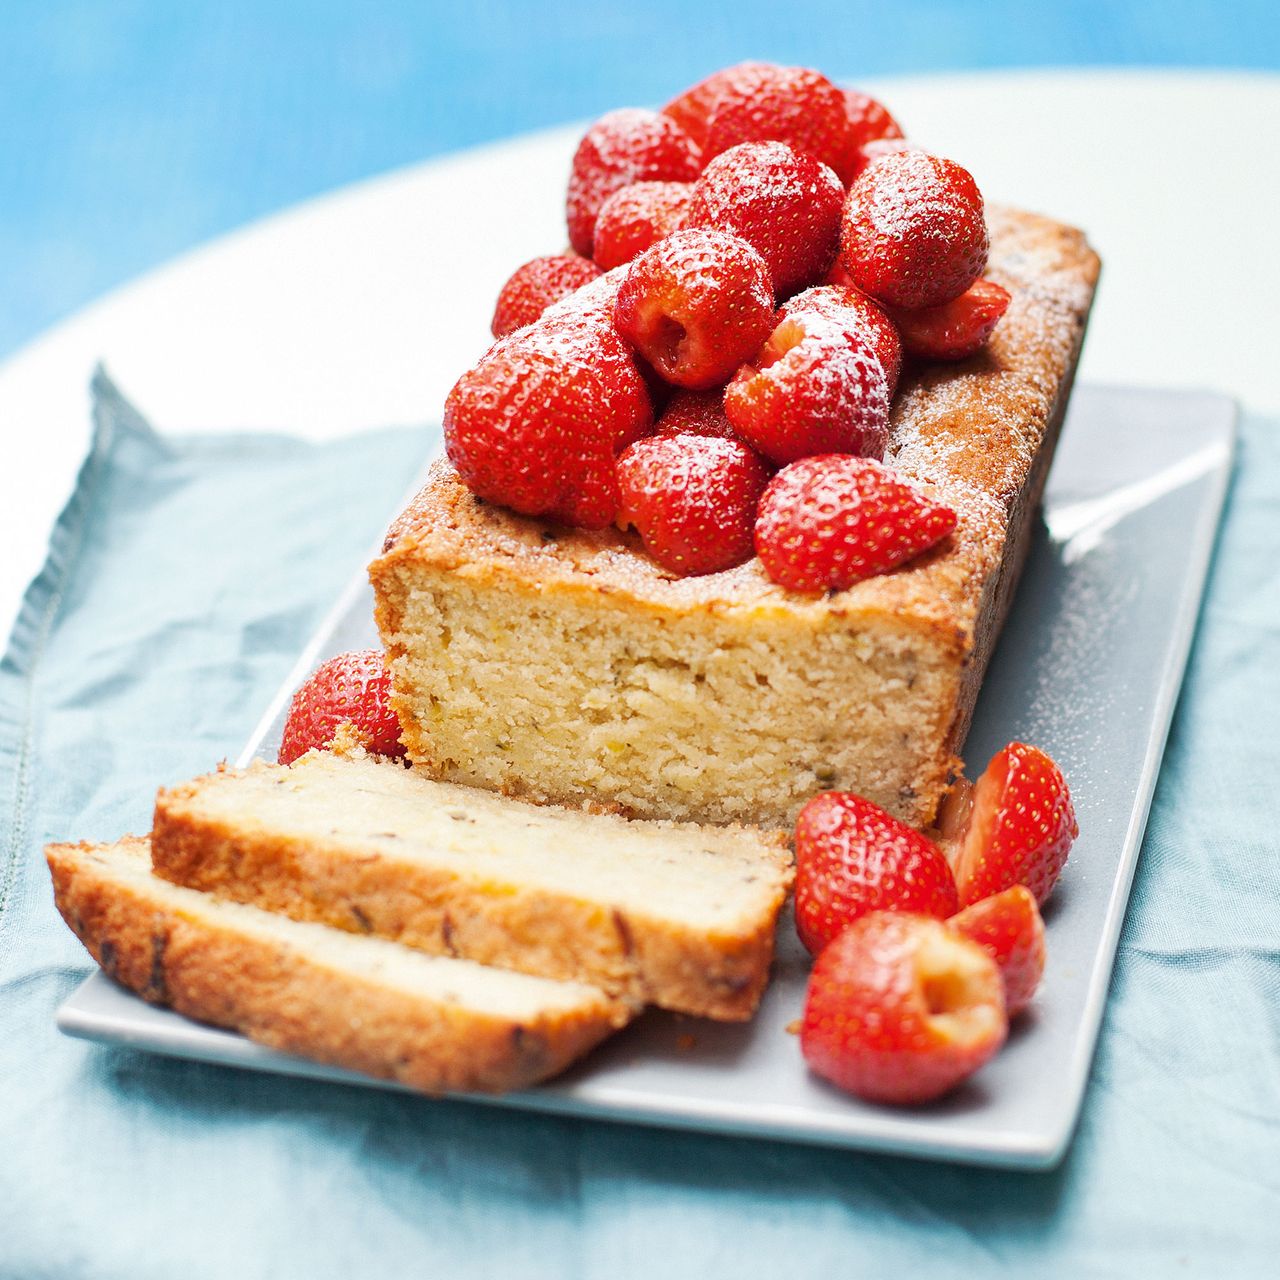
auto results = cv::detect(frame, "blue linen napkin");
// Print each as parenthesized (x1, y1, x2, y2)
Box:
(1, 373, 1276, 1278)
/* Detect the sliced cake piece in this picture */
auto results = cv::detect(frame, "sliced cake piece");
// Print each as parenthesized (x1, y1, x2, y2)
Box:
(151, 751, 793, 1021)
(48, 837, 631, 1094)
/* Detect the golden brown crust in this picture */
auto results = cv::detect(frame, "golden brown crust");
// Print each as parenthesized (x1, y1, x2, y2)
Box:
(151, 766, 791, 1022)
(48, 838, 631, 1094)
(370, 206, 1100, 828)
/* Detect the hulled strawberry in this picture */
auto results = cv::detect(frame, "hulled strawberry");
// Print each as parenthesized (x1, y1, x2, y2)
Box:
(279, 650, 404, 765)
(801, 912, 1007, 1105)
(444, 319, 652, 529)
(778, 284, 903, 393)
(616, 433, 770, 576)
(887, 278, 1011, 362)
(754, 455, 957, 592)
(840, 150, 989, 310)
(592, 180, 694, 271)
(949, 886, 1046, 1017)
(794, 791, 959, 955)
(566, 109, 702, 257)
(951, 742, 1078, 908)
(724, 313, 891, 464)
(613, 227, 775, 389)
(491, 253, 603, 337)
(687, 141, 844, 297)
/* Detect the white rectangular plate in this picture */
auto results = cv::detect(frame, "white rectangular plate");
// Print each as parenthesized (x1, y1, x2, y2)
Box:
(58, 384, 1236, 1169)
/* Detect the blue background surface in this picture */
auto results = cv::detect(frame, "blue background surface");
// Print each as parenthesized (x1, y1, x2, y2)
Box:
(3, 0, 1279, 361)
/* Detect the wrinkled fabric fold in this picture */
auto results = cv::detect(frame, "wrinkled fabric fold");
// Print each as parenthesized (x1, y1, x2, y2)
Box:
(0, 374, 1276, 1278)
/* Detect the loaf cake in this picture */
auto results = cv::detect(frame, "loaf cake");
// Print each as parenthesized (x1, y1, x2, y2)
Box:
(48, 837, 631, 1093)
(371, 206, 1100, 831)
(151, 750, 793, 1020)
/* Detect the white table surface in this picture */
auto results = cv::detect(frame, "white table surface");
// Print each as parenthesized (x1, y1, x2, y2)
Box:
(2, 68, 1277, 643)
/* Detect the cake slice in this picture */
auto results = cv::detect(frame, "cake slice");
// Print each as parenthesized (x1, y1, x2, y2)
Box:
(151, 751, 793, 1021)
(48, 837, 631, 1093)
(371, 206, 1100, 831)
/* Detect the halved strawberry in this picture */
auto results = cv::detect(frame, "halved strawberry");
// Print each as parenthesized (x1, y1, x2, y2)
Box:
(279, 650, 404, 765)
(951, 742, 1078, 908)
(801, 912, 1007, 1105)
(794, 791, 959, 955)
(949, 886, 1046, 1017)
(887, 278, 1011, 362)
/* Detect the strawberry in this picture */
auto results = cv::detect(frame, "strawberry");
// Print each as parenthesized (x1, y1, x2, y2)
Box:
(279, 650, 405, 765)
(592, 181, 694, 271)
(777, 284, 903, 395)
(616, 433, 770, 576)
(949, 886, 1046, 1017)
(444, 318, 652, 529)
(845, 136, 920, 183)
(724, 313, 891, 465)
(840, 150, 989, 310)
(490, 254, 603, 338)
(687, 141, 844, 297)
(801, 912, 1007, 1105)
(566, 109, 702, 257)
(951, 742, 1078, 908)
(652, 388, 740, 440)
(887, 278, 1011, 362)
(613, 227, 775, 390)
(698, 63, 852, 177)
(661, 62, 772, 148)
(843, 89, 904, 152)
(836, 89, 905, 184)
(754, 455, 957, 593)
(794, 791, 959, 955)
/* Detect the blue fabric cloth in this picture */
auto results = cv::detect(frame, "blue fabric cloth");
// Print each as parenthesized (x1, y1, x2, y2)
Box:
(1, 375, 1277, 1277)
(4, 0, 1280, 358)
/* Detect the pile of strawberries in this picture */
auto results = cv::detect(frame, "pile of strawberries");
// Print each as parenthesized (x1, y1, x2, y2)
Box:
(446, 61, 1013, 591)
(796, 743, 1077, 1105)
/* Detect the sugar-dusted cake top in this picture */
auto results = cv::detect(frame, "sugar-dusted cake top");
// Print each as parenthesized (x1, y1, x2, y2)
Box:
(377, 206, 1098, 639)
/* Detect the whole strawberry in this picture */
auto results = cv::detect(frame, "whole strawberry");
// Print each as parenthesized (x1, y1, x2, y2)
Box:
(778, 284, 903, 394)
(566, 109, 702, 256)
(687, 141, 844, 297)
(279, 649, 405, 765)
(662, 62, 773, 148)
(592, 181, 694, 271)
(697, 62, 852, 178)
(801, 912, 1007, 1105)
(613, 227, 775, 390)
(652, 389, 741, 441)
(836, 89, 905, 183)
(794, 791, 958, 955)
(887, 278, 1011, 362)
(616, 433, 770, 576)
(840, 150, 989, 310)
(445, 318, 652, 528)
(949, 886, 1046, 1017)
(491, 254, 603, 338)
(951, 742, 1078, 908)
(754, 455, 957, 593)
(725, 313, 891, 465)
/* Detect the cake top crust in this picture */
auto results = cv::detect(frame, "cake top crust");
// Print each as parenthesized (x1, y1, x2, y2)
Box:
(374, 206, 1099, 639)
